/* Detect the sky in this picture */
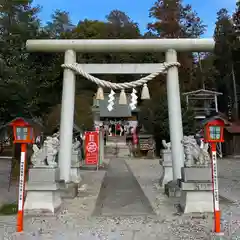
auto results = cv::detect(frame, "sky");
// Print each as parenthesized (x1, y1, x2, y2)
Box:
(32, 0, 236, 38)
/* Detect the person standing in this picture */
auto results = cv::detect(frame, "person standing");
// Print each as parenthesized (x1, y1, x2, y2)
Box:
(104, 129, 107, 146)
(112, 122, 116, 136)
(116, 122, 121, 135)
(126, 127, 133, 156)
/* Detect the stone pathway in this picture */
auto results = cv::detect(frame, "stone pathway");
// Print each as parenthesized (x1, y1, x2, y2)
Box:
(93, 158, 154, 216)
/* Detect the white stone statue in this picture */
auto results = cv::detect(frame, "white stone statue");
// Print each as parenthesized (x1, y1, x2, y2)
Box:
(52, 132, 60, 138)
(31, 131, 61, 168)
(72, 139, 80, 151)
(45, 136, 59, 168)
(182, 135, 210, 167)
(199, 141, 210, 166)
(162, 140, 171, 150)
(71, 138, 81, 165)
(70, 138, 82, 183)
(182, 136, 195, 166)
(31, 144, 47, 167)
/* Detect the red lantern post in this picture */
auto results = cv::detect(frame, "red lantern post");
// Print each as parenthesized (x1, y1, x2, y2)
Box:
(9, 118, 34, 233)
(204, 119, 224, 236)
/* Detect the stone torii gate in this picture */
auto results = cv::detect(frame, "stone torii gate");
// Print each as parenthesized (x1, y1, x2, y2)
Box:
(26, 38, 215, 183)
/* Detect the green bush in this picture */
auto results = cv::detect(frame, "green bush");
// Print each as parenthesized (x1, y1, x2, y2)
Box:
(0, 203, 18, 215)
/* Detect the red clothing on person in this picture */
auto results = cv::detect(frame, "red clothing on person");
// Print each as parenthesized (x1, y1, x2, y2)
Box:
(132, 130, 138, 145)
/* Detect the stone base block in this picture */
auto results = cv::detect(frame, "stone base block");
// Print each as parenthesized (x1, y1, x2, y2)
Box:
(72, 151, 80, 163)
(181, 167, 211, 182)
(161, 149, 172, 162)
(180, 190, 213, 213)
(181, 182, 212, 191)
(28, 167, 60, 182)
(24, 168, 61, 216)
(165, 180, 181, 198)
(160, 166, 173, 187)
(70, 166, 82, 185)
(59, 182, 78, 199)
(80, 164, 98, 170)
(24, 190, 61, 216)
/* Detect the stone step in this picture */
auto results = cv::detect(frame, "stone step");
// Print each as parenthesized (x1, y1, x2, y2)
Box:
(107, 136, 126, 142)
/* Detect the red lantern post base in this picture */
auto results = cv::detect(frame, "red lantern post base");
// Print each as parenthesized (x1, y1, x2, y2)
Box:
(16, 143, 27, 232)
(211, 143, 222, 235)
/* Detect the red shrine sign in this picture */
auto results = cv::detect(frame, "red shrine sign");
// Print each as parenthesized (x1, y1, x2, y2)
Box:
(85, 131, 99, 165)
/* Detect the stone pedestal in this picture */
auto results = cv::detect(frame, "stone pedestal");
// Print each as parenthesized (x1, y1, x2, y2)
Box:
(24, 167, 61, 215)
(180, 167, 213, 213)
(70, 164, 81, 184)
(59, 181, 78, 199)
(164, 180, 181, 198)
(159, 149, 173, 186)
(71, 151, 82, 184)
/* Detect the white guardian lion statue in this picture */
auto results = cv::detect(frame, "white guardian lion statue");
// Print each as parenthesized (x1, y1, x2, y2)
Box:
(45, 136, 60, 168)
(31, 144, 47, 167)
(182, 135, 210, 167)
(31, 134, 60, 168)
(162, 140, 171, 150)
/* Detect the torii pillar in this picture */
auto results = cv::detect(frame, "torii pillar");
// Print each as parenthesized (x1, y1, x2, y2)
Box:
(58, 50, 76, 182)
(166, 49, 184, 179)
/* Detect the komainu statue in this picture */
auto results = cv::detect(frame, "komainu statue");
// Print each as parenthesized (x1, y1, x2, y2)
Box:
(162, 140, 171, 150)
(71, 138, 81, 164)
(72, 139, 80, 151)
(45, 136, 59, 168)
(31, 144, 47, 167)
(31, 134, 60, 168)
(182, 135, 210, 167)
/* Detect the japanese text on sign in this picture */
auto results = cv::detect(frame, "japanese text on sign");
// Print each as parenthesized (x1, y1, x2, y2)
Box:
(212, 151, 219, 210)
(89, 134, 94, 142)
(18, 152, 25, 211)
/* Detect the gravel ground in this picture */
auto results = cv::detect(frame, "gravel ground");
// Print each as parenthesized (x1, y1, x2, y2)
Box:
(0, 158, 18, 208)
(218, 158, 240, 239)
(0, 157, 240, 239)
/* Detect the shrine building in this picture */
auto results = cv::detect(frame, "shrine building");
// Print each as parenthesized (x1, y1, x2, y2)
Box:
(91, 93, 139, 130)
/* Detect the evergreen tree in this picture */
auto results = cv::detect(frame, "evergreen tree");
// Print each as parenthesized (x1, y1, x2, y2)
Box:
(147, 0, 206, 92)
(45, 10, 75, 38)
(148, 0, 206, 38)
(139, 0, 204, 148)
(0, 0, 41, 122)
(214, 8, 235, 116)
